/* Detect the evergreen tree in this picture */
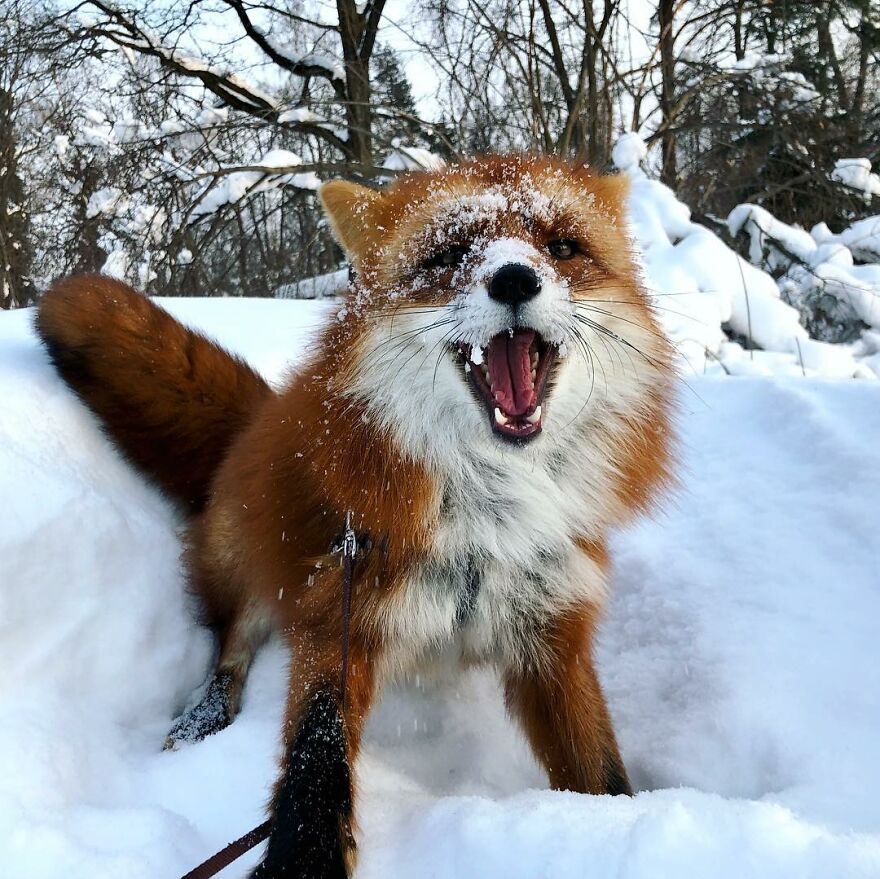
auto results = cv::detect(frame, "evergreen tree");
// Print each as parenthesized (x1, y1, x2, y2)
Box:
(371, 44, 423, 149)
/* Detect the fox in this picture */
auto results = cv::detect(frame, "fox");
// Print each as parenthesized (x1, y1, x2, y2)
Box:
(35, 154, 674, 879)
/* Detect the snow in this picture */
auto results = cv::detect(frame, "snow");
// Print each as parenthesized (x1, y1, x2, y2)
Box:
(251, 148, 306, 171)
(194, 107, 229, 127)
(613, 133, 879, 376)
(117, 27, 279, 113)
(728, 204, 816, 267)
(728, 202, 880, 336)
(192, 149, 320, 218)
(729, 51, 787, 72)
(382, 143, 447, 172)
(281, 51, 345, 84)
(713, 53, 819, 107)
(85, 187, 125, 220)
(611, 133, 647, 173)
(831, 159, 880, 201)
(620, 157, 809, 370)
(277, 107, 322, 125)
(101, 248, 131, 281)
(2, 298, 880, 878)
(816, 216, 880, 264)
(275, 268, 349, 300)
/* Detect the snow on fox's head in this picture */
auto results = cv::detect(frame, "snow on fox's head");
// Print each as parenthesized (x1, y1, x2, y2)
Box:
(319, 155, 671, 460)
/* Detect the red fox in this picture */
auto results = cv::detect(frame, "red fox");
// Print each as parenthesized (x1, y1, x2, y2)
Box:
(36, 155, 674, 878)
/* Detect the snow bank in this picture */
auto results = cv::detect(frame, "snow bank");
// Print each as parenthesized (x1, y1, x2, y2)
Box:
(618, 154, 807, 371)
(2, 299, 879, 878)
(275, 268, 349, 300)
(820, 215, 880, 264)
(729, 203, 880, 339)
(613, 135, 879, 378)
(611, 133, 647, 173)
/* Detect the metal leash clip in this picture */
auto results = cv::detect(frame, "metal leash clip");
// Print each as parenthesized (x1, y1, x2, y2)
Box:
(341, 509, 358, 561)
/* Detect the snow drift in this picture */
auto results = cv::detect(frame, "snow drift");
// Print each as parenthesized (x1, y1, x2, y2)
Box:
(1, 299, 879, 878)
(611, 136, 880, 380)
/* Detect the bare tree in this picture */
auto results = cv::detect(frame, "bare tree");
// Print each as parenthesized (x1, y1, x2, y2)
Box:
(657, 0, 676, 186)
(415, 0, 627, 164)
(667, 0, 880, 226)
(2, 0, 877, 308)
(0, 0, 37, 308)
(65, 0, 425, 174)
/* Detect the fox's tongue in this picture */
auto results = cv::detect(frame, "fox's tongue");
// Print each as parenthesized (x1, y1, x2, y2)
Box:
(487, 330, 536, 417)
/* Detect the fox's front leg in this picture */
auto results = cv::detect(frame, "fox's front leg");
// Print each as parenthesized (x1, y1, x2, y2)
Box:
(165, 601, 271, 748)
(504, 605, 632, 796)
(252, 635, 377, 879)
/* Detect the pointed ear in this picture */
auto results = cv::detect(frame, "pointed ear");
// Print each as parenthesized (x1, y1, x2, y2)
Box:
(319, 180, 384, 263)
(601, 172, 630, 202)
(593, 172, 631, 221)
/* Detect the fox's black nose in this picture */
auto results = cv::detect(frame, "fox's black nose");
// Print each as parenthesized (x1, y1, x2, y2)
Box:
(488, 264, 542, 305)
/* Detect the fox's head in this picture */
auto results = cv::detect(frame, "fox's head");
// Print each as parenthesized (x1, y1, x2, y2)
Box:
(319, 155, 672, 462)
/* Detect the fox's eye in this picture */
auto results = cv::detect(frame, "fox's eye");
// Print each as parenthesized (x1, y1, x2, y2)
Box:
(427, 246, 467, 269)
(547, 239, 578, 259)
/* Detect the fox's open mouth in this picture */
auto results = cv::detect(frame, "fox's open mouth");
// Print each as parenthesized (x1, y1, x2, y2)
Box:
(457, 329, 558, 442)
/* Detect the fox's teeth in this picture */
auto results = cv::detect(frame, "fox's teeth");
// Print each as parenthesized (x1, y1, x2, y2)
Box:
(526, 406, 542, 424)
(530, 368, 537, 382)
(494, 407, 510, 426)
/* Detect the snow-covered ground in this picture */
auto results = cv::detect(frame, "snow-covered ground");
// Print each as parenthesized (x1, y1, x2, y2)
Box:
(1, 299, 879, 878)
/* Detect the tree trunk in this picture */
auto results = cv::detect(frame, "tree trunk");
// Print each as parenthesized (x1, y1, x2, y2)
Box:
(0, 86, 33, 309)
(337, 0, 377, 168)
(658, 0, 677, 188)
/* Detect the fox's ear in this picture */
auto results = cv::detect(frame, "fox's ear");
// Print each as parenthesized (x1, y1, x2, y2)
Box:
(591, 172, 630, 220)
(601, 172, 630, 203)
(319, 180, 383, 263)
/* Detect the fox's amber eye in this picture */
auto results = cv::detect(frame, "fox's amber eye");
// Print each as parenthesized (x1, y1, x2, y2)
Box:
(426, 245, 468, 269)
(547, 239, 578, 259)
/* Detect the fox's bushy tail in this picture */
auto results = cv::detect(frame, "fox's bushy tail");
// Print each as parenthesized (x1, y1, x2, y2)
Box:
(36, 275, 271, 513)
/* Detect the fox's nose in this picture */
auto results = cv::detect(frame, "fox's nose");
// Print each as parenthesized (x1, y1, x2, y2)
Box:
(488, 264, 542, 305)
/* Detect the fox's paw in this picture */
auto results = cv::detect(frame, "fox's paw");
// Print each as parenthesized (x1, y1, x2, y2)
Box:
(249, 851, 351, 879)
(248, 816, 354, 879)
(164, 672, 236, 749)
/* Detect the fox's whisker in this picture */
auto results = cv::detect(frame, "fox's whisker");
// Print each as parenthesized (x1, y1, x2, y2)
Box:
(363, 317, 456, 364)
(572, 313, 667, 372)
(571, 300, 670, 339)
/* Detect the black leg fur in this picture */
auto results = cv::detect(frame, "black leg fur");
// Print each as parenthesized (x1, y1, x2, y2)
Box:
(251, 689, 352, 879)
(603, 745, 633, 797)
(164, 672, 237, 749)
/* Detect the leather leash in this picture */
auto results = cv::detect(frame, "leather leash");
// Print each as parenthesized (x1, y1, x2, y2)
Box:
(178, 512, 358, 879)
(337, 510, 358, 708)
(180, 820, 272, 879)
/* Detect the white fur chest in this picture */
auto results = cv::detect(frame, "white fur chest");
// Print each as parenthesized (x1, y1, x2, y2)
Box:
(378, 434, 617, 671)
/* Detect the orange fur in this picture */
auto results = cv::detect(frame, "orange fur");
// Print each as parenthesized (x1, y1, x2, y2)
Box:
(36, 275, 270, 513)
(504, 603, 631, 795)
